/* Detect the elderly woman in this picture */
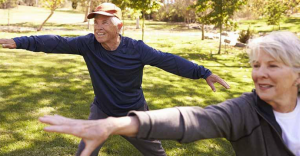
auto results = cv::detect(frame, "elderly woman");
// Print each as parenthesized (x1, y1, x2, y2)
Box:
(39, 31, 300, 156)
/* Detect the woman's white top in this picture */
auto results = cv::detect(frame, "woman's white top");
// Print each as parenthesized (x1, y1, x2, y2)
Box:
(273, 97, 300, 156)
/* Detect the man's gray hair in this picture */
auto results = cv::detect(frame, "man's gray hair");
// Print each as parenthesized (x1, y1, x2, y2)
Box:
(110, 17, 123, 34)
(247, 31, 300, 73)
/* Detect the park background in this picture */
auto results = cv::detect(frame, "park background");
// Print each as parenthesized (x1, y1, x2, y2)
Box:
(0, 0, 299, 155)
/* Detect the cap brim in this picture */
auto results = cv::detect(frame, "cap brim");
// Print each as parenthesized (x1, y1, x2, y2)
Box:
(87, 11, 114, 19)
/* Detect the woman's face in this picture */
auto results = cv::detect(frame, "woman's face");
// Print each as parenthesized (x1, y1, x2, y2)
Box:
(252, 51, 300, 106)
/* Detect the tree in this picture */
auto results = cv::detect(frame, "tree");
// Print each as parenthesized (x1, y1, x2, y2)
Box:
(283, 0, 300, 15)
(0, 0, 18, 9)
(264, 0, 287, 30)
(194, 0, 246, 54)
(130, 0, 162, 40)
(155, 0, 195, 23)
(111, 0, 131, 35)
(190, 0, 211, 40)
(83, 0, 92, 22)
(37, 0, 65, 31)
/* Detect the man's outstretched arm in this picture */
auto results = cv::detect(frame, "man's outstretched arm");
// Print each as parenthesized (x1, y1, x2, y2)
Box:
(0, 39, 16, 49)
(137, 41, 230, 91)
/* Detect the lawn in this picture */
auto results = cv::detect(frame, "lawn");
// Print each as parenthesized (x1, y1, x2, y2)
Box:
(237, 16, 300, 33)
(1, 5, 295, 156)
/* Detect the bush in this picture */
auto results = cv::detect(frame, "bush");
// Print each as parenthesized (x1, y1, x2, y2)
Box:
(238, 27, 253, 44)
(153, 5, 185, 22)
(152, 1, 195, 22)
(0, 0, 18, 9)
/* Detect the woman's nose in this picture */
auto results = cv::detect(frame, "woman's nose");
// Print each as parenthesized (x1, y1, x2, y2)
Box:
(256, 66, 268, 78)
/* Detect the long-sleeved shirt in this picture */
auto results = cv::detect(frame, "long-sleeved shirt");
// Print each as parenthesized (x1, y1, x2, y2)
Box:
(13, 34, 211, 116)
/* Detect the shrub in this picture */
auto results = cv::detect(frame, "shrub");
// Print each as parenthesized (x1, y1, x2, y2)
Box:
(0, 0, 18, 9)
(238, 27, 253, 44)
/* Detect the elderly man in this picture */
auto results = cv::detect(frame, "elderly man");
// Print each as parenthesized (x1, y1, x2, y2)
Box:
(0, 2, 229, 156)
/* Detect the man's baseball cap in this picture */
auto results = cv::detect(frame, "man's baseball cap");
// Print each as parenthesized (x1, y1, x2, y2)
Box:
(87, 3, 122, 20)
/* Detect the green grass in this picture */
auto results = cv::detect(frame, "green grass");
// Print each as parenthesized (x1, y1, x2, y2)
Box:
(0, 34, 249, 156)
(237, 16, 300, 33)
(0, 5, 266, 156)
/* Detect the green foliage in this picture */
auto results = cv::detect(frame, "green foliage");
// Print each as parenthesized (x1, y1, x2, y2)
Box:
(111, 0, 130, 10)
(154, 0, 195, 22)
(224, 19, 238, 31)
(191, 0, 211, 25)
(284, 0, 300, 14)
(0, 0, 18, 9)
(194, 0, 247, 54)
(130, 0, 162, 15)
(238, 27, 253, 43)
(264, 0, 287, 27)
(41, 0, 65, 11)
(130, 0, 162, 40)
(154, 5, 185, 22)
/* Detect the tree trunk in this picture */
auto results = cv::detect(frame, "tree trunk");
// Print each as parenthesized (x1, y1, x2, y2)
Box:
(218, 24, 222, 54)
(37, 10, 54, 31)
(201, 23, 204, 40)
(84, 0, 92, 22)
(218, 0, 223, 55)
(136, 16, 140, 29)
(7, 7, 10, 26)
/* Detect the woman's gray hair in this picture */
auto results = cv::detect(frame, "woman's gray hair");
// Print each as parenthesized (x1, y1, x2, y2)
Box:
(110, 16, 123, 34)
(247, 31, 300, 73)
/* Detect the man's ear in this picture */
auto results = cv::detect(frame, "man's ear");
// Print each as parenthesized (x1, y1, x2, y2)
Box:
(118, 22, 123, 30)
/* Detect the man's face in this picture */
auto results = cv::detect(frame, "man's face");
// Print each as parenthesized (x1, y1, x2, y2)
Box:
(94, 15, 119, 44)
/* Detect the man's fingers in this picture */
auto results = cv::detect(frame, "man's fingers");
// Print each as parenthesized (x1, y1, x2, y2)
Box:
(208, 82, 216, 92)
(39, 115, 76, 125)
(206, 74, 230, 92)
(0, 39, 10, 44)
(216, 77, 230, 89)
(44, 125, 72, 133)
(0, 39, 16, 49)
(39, 115, 64, 125)
(2, 44, 15, 49)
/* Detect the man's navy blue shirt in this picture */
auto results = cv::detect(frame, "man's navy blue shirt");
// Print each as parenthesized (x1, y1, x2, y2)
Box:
(13, 34, 212, 116)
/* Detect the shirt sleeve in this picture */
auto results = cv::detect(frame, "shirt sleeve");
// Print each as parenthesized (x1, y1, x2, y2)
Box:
(128, 94, 259, 143)
(13, 35, 88, 56)
(137, 41, 212, 79)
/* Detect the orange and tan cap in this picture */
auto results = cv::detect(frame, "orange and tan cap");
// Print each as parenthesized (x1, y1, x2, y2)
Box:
(87, 3, 122, 20)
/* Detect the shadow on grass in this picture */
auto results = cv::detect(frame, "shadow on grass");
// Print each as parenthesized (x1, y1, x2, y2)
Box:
(0, 48, 250, 155)
(284, 17, 300, 24)
(0, 52, 93, 155)
(0, 136, 78, 156)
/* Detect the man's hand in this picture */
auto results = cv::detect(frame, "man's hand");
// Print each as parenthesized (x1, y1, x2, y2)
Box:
(39, 115, 139, 156)
(205, 74, 230, 92)
(0, 39, 17, 49)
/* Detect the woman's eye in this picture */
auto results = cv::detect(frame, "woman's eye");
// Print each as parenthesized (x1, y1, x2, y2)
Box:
(269, 64, 278, 68)
(253, 64, 259, 68)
